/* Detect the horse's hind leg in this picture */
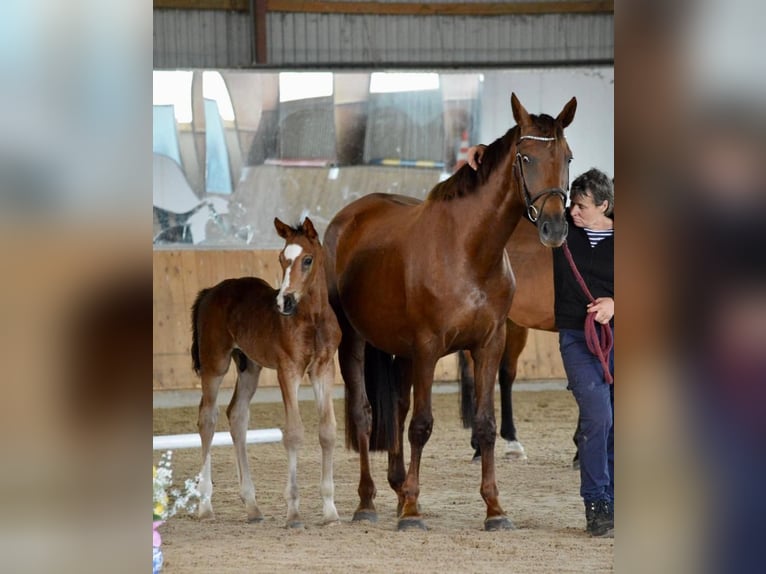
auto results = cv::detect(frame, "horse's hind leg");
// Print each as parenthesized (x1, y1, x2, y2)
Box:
(499, 320, 528, 460)
(197, 370, 226, 520)
(278, 364, 305, 528)
(309, 358, 340, 525)
(226, 350, 263, 522)
(458, 350, 482, 462)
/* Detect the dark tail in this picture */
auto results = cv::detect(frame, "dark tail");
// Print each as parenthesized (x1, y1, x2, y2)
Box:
(458, 350, 476, 429)
(362, 343, 400, 452)
(190, 288, 212, 375)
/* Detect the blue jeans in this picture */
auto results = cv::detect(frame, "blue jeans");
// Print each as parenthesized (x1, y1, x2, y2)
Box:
(559, 328, 614, 503)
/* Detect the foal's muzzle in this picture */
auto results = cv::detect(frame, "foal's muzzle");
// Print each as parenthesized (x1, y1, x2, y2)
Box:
(279, 293, 297, 316)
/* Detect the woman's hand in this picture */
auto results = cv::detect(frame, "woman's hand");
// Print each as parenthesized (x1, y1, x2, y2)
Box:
(587, 297, 614, 325)
(467, 145, 486, 170)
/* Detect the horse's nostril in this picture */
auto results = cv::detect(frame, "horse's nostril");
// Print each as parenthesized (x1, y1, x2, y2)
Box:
(541, 221, 550, 236)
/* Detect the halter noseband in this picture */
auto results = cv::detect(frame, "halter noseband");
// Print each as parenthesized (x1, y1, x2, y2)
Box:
(515, 135, 568, 223)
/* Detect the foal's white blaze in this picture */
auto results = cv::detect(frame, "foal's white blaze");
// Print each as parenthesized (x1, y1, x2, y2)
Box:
(276, 244, 303, 312)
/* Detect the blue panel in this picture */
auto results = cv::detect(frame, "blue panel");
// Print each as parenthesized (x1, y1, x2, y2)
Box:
(153, 105, 181, 166)
(204, 98, 232, 195)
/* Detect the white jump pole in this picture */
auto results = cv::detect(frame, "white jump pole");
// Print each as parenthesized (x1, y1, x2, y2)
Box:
(153, 428, 283, 450)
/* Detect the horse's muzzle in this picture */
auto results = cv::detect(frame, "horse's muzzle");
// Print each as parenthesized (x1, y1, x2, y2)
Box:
(539, 218, 568, 248)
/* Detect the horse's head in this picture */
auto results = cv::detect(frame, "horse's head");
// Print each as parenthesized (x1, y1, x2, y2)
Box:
(511, 93, 576, 247)
(274, 216, 323, 316)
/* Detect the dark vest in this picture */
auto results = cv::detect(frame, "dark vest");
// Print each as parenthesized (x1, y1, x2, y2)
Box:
(553, 212, 614, 331)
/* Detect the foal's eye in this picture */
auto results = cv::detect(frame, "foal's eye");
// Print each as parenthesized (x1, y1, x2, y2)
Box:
(302, 256, 313, 268)
(521, 155, 530, 163)
(568, 157, 573, 164)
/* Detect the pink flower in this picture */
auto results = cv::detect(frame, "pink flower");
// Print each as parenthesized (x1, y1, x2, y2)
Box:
(153, 520, 164, 548)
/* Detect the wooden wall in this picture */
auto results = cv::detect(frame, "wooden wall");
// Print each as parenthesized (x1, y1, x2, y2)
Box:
(153, 248, 564, 391)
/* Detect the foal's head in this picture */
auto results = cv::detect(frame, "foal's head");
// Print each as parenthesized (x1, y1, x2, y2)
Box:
(274, 217, 323, 316)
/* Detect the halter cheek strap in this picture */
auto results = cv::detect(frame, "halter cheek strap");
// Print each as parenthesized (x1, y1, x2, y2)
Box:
(515, 135, 568, 222)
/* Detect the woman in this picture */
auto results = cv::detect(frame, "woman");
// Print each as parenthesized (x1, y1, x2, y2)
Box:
(468, 147, 614, 537)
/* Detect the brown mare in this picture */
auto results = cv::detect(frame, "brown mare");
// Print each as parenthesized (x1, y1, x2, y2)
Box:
(190, 217, 342, 527)
(324, 93, 576, 531)
(459, 219, 556, 462)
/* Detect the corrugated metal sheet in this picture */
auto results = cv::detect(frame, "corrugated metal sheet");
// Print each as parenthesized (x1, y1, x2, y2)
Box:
(154, 10, 252, 68)
(154, 10, 613, 69)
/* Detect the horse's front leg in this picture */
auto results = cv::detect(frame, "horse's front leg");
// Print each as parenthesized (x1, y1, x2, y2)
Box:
(309, 357, 340, 525)
(387, 356, 412, 516)
(278, 364, 305, 528)
(338, 329, 377, 521)
(397, 354, 437, 531)
(473, 330, 514, 531)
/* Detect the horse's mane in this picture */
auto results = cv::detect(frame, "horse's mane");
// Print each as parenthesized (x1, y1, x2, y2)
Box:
(428, 114, 562, 202)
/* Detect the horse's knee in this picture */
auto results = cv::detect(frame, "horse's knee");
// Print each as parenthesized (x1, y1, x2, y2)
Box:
(474, 413, 497, 445)
(408, 413, 433, 445)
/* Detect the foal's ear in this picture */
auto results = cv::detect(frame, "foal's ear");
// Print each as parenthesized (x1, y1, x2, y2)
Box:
(274, 217, 292, 239)
(511, 92, 531, 127)
(556, 97, 577, 129)
(301, 217, 318, 240)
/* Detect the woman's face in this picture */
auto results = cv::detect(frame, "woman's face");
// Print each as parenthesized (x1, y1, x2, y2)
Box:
(569, 191, 607, 228)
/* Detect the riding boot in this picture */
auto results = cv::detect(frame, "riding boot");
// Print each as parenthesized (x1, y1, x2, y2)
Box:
(585, 499, 614, 537)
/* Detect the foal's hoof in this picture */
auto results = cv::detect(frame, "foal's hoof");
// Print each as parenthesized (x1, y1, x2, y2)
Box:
(246, 507, 264, 523)
(398, 517, 428, 531)
(504, 440, 528, 461)
(484, 516, 515, 531)
(352, 509, 378, 523)
(198, 508, 215, 521)
(286, 520, 305, 529)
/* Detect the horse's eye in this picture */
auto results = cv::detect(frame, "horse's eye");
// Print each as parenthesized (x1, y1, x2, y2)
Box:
(568, 157, 573, 164)
(522, 155, 530, 163)
(302, 256, 313, 268)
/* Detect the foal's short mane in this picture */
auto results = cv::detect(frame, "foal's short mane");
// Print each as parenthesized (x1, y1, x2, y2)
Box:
(428, 114, 562, 202)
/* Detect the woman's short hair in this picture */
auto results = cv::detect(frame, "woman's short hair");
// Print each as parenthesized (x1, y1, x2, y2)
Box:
(571, 168, 614, 216)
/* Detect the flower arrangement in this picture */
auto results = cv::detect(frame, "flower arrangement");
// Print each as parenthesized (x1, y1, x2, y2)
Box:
(153, 450, 202, 573)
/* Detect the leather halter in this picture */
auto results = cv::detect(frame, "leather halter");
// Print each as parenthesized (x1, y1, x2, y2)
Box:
(515, 135, 568, 223)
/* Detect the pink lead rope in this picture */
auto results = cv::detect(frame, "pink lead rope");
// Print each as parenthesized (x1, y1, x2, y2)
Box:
(562, 241, 614, 384)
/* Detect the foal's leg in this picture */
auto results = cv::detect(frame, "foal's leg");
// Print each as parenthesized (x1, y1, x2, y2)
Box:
(338, 328, 377, 521)
(278, 363, 306, 528)
(397, 354, 437, 531)
(197, 370, 225, 520)
(309, 358, 340, 524)
(226, 352, 263, 522)
(499, 320, 529, 460)
(472, 333, 513, 531)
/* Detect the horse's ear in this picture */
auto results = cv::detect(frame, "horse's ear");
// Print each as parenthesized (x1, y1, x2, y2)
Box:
(274, 217, 291, 239)
(511, 93, 531, 127)
(301, 217, 318, 240)
(556, 97, 577, 128)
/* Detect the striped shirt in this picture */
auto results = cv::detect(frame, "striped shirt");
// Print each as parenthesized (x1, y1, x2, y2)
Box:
(584, 227, 614, 247)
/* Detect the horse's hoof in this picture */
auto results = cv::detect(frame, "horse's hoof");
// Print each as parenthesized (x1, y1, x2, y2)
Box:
(323, 517, 341, 527)
(398, 517, 428, 531)
(471, 453, 482, 464)
(484, 516, 515, 531)
(352, 509, 378, 523)
(286, 520, 305, 529)
(504, 440, 528, 461)
(198, 508, 215, 521)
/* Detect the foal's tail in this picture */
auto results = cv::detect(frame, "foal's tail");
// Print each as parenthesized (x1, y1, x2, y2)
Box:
(458, 350, 476, 429)
(347, 343, 400, 452)
(190, 288, 212, 375)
